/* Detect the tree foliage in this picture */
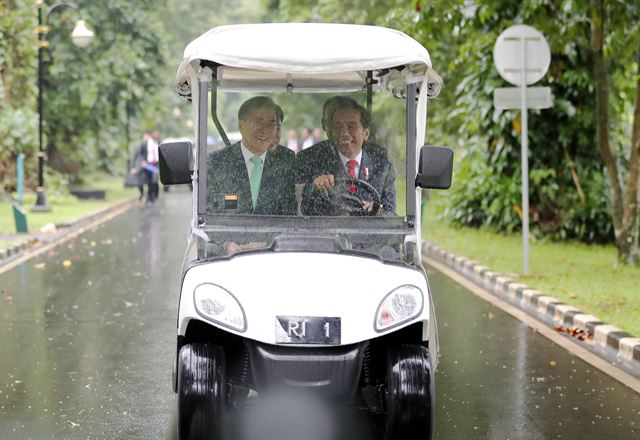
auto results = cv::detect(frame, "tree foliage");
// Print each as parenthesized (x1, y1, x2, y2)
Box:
(406, 0, 638, 261)
(412, 0, 618, 244)
(266, 0, 639, 261)
(2, 0, 637, 261)
(42, 0, 167, 181)
(0, 0, 169, 190)
(589, 0, 640, 262)
(0, 0, 38, 190)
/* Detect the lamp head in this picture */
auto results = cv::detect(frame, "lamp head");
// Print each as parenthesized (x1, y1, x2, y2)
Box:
(71, 20, 93, 48)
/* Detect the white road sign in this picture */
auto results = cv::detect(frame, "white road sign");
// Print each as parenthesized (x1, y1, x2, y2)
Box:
(493, 87, 553, 110)
(493, 25, 552, 275)
(493, 25, 550, 86)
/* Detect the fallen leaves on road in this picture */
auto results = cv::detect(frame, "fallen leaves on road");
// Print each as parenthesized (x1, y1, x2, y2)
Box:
(34, 263, 46, 269)
(554, 325, 594, 341)
(62, 260, 72, 268)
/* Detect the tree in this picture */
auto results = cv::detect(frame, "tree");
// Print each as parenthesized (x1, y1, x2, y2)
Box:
(590, 0, 639, 263)
(0, 0, 38, 191)
(42, 0, 166, 180)
(281, 0, 639, 262)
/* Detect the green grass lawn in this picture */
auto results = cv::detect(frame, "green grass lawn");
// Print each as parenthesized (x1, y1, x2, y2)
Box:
(422, 190, 640, 337)
(1, 172, 137, 247)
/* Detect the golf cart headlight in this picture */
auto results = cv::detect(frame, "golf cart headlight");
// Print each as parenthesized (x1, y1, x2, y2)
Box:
(194, 283, 247, 332)
(374, 285, 423, 332)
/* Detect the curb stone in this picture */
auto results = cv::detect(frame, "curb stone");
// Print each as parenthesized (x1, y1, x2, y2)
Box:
(0, 239, 33, 260)
(422, 242, 640, 380)
(0, 197, 138, 270)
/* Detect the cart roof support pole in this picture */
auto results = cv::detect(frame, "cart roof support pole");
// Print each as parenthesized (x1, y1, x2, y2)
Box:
(196, 67, 211, 220)
(210, 67, 231, 148)
(406, 83, 417, 222)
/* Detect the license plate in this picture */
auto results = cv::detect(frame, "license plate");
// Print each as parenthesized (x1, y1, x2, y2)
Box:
(275, 316, 341, 345)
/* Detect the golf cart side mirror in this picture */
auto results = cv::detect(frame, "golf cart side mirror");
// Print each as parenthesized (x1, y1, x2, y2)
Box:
(416, 145, 453, 189)
(159, 141, 193, 185)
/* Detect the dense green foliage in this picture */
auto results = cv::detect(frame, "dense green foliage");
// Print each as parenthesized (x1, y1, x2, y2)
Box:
(1, 0, 637, 256)
(266, 0, 639, 257)
(0, 0, 38, 189)
(0, 0, 279, 192)
(0, 0, 168, 190)
(42, 0, 166, 181)
(403, 0, 638, 244)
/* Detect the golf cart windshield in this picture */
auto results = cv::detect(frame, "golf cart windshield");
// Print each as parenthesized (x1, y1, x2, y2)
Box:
(175, 24, 443, 265)
(201, 88, 410, 262)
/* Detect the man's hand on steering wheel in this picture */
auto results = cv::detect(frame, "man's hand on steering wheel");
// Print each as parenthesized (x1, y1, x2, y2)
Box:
(312, 174, 336, 191)
(362, 200, 383, 214)
(311, 174, 383, 215)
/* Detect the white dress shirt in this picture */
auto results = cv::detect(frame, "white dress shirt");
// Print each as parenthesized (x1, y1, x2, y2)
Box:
(146, 138, 159, 164)
(240, 142, 266, 176)
(337, 150, 363, 177)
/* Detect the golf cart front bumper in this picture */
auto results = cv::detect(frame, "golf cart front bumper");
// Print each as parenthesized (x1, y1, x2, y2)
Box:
(247, 341, 367, 397)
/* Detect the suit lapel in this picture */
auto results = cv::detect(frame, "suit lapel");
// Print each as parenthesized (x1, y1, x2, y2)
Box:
(327, 145, 346, 178)
(359, 150, 370, 181)
(256, 151, 277, 211)
(227, 144, 253, 212)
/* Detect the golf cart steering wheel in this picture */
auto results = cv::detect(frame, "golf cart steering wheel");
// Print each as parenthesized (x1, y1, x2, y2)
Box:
(322, 177, 382, 216)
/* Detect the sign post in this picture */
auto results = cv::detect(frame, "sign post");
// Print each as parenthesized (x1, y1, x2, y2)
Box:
(493, 25, 552, 274)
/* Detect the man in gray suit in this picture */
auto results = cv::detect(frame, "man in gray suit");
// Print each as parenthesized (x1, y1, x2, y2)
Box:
(206, 96, 296, 216)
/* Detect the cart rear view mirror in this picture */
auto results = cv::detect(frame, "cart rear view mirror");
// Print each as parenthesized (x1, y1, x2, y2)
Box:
(159, 141, 193, 185)
(416, 145, 453, 189)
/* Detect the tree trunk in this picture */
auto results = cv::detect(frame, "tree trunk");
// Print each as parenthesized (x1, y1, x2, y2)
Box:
(620, 39, 640, 264)
(590, 0, 639, 263)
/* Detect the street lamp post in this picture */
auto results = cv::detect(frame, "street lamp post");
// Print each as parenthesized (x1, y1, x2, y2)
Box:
(32, 0, 93, 212)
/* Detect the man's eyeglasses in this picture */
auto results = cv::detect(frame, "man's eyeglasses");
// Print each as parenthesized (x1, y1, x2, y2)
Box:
(248, 118, 279, 129)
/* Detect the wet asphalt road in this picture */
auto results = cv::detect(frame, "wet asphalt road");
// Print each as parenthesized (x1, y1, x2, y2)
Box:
(1, 191, 638, 439)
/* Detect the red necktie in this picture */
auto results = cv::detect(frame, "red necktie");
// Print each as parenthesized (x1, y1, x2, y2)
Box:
(347, 160, 357, 193)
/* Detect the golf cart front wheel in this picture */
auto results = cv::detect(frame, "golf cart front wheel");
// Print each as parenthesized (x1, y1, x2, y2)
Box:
(385, 344, 435, 440)
(177, 343, 226, 440)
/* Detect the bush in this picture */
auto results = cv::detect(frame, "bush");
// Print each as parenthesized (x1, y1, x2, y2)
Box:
(0, 107, 38, 191)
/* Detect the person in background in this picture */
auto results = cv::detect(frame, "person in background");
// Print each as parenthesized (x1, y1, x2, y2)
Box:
(312, 127, 323, 144)
(130, 132, 149, 201)
(300, 127, 314, 151)
(272, 104, 284, 151)
(286, 129, 299, 154)
(138, 129, 160, 204)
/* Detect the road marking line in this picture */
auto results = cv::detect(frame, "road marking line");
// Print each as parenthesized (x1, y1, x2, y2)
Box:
(425, 255, 640, 394)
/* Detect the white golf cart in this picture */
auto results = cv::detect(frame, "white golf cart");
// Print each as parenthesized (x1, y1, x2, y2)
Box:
(160, 23, 453, 440)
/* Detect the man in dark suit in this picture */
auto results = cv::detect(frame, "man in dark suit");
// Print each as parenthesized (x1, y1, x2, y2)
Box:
(297, 97, 396, 216)
(206, 96, 296, 216)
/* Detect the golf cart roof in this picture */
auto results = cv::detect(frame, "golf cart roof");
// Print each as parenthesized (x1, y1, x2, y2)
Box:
(175, 23, 442, 96)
